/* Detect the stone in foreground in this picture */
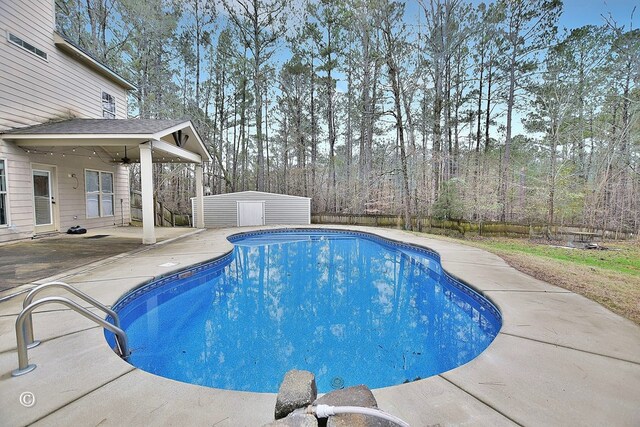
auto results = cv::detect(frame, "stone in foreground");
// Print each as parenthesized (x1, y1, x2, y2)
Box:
(313, 385, 378, 408)
(263, 413, 318, 427)
(326, 414, 395, 427)
(275, 370, 318, 419)
(314, 385, 395, 427)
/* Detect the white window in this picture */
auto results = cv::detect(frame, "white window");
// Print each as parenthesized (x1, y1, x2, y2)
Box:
(8, 32, 47, 60)
(0, 160, 7, 226)
(86, 170, 114, 218)
(102, 92, 115, 119)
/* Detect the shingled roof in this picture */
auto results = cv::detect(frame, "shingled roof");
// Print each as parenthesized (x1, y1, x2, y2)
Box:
(53, 32, 136, 90)
(3, 119, 188, 135)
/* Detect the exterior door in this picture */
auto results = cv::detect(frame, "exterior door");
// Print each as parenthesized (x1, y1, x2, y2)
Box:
(237, 201, 265, 226)
(33, 166, 58, 233)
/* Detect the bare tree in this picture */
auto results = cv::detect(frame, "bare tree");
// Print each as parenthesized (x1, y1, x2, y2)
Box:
(496, 0, 561, 221)
(221, 0, 288, 191)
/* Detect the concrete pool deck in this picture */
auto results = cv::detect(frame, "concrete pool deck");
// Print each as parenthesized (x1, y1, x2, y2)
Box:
(0, 225, 638, 426)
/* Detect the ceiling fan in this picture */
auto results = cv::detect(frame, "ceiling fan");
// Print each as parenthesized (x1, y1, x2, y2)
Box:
(112, 146, 132, 165)
(172, 130, 189, 147)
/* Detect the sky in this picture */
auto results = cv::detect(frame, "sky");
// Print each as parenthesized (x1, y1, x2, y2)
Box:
(560, 0, 639, 30)
(400, 0, 639, 30)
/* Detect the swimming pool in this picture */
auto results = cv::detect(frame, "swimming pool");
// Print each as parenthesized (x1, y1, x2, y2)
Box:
(108, 229, 501, 392)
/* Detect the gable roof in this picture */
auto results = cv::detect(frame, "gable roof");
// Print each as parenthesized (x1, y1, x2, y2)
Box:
(2, 118, 212, 163)
(53, 32, 136, 91)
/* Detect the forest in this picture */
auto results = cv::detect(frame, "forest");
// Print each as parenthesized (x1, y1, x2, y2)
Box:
(54, 0, 640, 233)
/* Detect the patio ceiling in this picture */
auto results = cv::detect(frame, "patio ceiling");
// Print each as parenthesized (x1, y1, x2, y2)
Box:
(1, 119, 213, 164)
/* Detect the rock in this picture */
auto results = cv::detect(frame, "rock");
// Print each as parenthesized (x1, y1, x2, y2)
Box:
(313, 385, 378, 408)
(315, 385, 396, 427)
(263, 413, 318, 427)
(327, 414, 395, 427)
(275, 370, 318, 419)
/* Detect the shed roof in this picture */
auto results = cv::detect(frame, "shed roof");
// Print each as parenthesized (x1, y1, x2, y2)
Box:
(203, 191, 311, 200)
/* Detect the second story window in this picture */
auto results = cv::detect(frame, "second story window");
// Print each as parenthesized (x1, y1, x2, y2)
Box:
(102, 92, 115, 119)
(8, 33, 47, 60)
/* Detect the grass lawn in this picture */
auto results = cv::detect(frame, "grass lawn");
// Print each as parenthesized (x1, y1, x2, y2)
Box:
(417, 233, 640, 325)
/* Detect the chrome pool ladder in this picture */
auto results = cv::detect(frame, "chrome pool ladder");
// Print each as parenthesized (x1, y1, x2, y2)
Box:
(12, 281, 129, 376)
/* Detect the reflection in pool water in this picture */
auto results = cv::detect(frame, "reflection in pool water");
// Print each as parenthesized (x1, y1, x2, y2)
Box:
(110, 230, 501, 392)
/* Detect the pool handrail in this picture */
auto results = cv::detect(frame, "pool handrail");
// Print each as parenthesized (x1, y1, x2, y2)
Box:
(12, 296, 129, 376)
(22, 281, 121, 349)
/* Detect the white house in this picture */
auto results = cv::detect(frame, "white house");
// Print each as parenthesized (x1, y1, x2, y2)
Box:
(0, 0, 211, 244)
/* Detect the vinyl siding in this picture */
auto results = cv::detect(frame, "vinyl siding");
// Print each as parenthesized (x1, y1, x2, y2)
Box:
(0, 141, 32, 241)
(0, 0, 128, 132)
(193, 191, 311, 227)
(0, 139, 130, 243)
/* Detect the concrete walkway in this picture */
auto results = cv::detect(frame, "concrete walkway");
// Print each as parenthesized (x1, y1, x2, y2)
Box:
(0, 225, 638, 426)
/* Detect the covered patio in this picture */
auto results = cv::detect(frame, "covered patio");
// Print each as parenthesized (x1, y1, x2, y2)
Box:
(0, 226, 200, 292)
(3, 119, 212, 244)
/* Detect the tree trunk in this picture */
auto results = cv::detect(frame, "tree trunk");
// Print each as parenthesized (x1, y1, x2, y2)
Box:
(385, 38, 411, 230)
(501, 41, 517, 222)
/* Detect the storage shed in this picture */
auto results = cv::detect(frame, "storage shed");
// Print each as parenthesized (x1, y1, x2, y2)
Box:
(192, 191, 311, 227)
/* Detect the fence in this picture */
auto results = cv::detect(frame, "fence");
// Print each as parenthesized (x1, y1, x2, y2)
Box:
(311, 213, 635, 240)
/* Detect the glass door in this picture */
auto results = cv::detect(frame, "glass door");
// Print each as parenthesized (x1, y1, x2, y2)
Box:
(33, 169, 56, 232)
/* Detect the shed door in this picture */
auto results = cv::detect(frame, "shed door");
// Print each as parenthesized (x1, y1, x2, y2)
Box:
(237, 201, 265, 226)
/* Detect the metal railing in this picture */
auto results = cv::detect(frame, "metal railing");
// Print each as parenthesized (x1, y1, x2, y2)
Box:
(21, 281, 121, 349)
(11, 284, 129, 377)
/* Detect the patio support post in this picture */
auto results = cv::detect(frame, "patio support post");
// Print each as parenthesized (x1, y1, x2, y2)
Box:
(139, 142, 156, 244)
(195, 163, 205, 228)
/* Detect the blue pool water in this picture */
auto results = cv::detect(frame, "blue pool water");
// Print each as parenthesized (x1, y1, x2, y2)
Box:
(108, 229, 501, 392)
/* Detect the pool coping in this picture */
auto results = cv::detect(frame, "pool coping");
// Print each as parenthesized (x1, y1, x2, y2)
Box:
(1, 225, 639, 426)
